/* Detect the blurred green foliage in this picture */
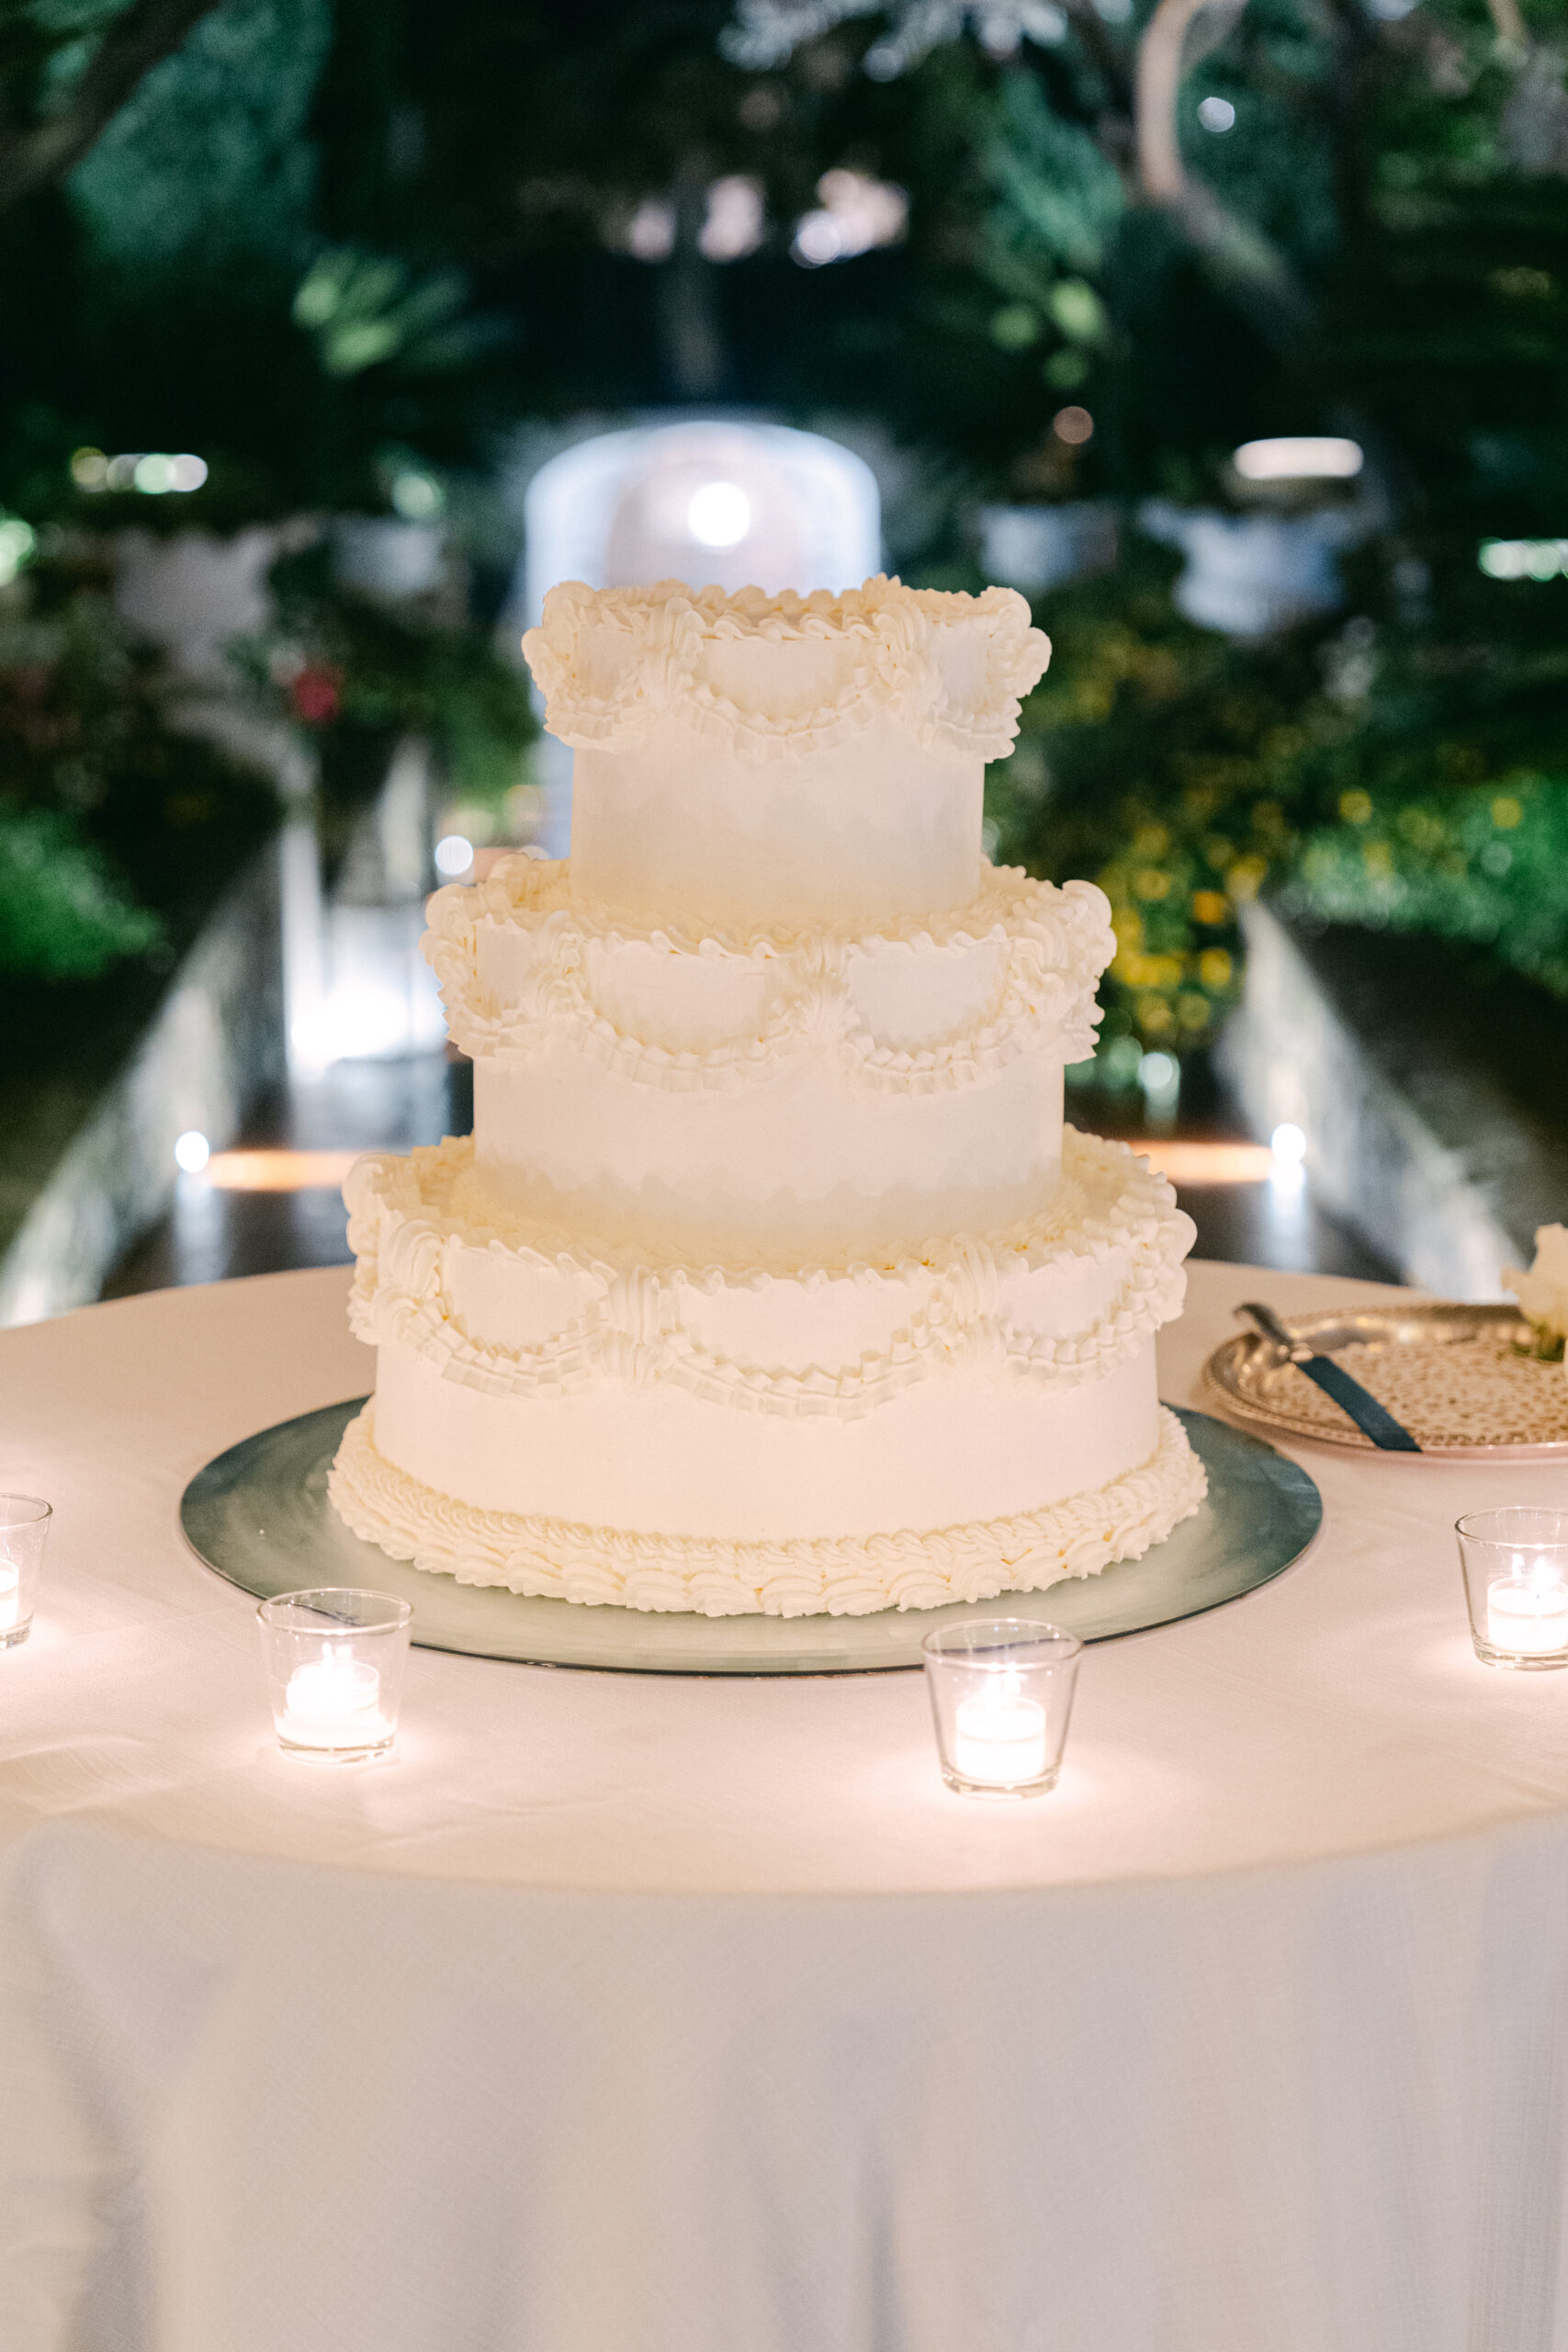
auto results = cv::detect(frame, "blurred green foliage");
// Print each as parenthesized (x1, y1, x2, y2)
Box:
(1288, 771, 1568, 1001)
(0, 551, 280, 978)
(990, 543, 1568, 1050)
(0, 804, 157, 977)
(234, 542, 536, 878)
(983, 0, 1568, 1053)
(72, 0, 331, 283)
(987, 547, 1309, 1048)
(4, 0, 1568, 1035)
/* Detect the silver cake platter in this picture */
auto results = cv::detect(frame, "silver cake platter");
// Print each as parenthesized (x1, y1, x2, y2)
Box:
(179, 1401, 1320, 1675)
(1205, 1301, 1568, 1460)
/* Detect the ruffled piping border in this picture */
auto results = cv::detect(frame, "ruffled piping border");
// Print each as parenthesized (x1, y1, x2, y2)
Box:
(424, 859, 1114, 1095)
(327, 1402, 1207, 1619)
(343, 1127, 1197, 1421)
(520, 576, 1051, 764)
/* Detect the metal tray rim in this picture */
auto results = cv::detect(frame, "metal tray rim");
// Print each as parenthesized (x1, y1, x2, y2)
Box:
(1203, 1301, 1568, 1462)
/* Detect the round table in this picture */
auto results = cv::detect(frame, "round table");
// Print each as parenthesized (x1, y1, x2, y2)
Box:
(3, 1261, 1567, 2352)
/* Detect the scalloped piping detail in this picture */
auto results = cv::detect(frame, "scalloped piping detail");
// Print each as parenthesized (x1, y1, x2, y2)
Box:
(327, 1402, 1206, 1618)
(520, 577, 1050, 763)
(342, 1129, 1196, 1421)
(424, 859, 1113, 1093)
(428, 853, 1112, 961)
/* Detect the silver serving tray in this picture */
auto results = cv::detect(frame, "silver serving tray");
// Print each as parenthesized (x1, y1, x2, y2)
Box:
(180, 1401, 1321, 1675)
(1205, 1301, 1568, 1460)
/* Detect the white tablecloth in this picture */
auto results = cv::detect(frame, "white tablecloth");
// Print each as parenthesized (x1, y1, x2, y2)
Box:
(5, 1261, 1568, 2352)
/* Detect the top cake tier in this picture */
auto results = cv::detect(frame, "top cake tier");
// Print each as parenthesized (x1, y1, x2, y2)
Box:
(521, 577, 1051, 930)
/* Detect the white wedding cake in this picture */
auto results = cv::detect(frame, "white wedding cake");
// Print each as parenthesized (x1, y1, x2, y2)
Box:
(328, 577, 1205, 1616)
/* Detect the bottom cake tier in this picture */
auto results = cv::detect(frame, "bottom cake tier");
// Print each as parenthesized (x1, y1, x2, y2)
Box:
(330, 1398, 1203, 1618)
(327, 1126, 1207, 1617)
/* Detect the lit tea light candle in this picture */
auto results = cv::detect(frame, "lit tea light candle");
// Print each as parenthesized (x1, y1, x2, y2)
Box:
(953, 1679, 1048, 1786)
(1487, 1568, 1568, 1657)
(0, 1565, 17, 1634)
(280, 1651, 384, 1749)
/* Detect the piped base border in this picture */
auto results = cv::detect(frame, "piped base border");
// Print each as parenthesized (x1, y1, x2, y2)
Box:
(327, 1400, 1207, 1620)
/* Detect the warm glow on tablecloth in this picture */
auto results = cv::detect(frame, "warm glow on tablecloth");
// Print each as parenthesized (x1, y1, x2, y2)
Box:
(6, 1261, 1568, 2352)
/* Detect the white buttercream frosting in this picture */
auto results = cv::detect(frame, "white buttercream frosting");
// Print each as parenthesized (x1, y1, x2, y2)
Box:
(343, 1126, 1194, 1420)
(424, 855, 1112, 1090)
(425, 855, 1113, 1258)
(521, 576, 1050, 763)
(525, 580, 1052, 927)
(328, 1399, 1206, 1619)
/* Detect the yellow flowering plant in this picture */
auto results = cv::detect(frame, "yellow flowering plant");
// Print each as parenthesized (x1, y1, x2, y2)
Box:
(986, 540, 1568, 1068)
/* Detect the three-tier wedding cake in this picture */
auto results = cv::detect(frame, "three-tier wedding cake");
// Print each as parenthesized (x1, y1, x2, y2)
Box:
(328, 576, 1205, 1616)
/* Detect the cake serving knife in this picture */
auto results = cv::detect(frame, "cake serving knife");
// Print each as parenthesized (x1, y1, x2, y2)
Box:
(1235, 1301, 1423, 1453)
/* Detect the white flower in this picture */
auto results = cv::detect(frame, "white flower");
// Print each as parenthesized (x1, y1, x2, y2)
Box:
(1504, 1224, 1568, 1342)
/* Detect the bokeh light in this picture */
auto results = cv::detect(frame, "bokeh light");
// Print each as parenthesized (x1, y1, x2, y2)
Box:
(686, 481, 751, 548)
(1233, 437, 1363, 481)
(1052, 406, 1094, 445)
(1479, 539, 1568, 580)
(792, 169, 908, 267)
(390, 469, 443, 518)
(73, 448, 207, 494)
(0, 516, 37, 586)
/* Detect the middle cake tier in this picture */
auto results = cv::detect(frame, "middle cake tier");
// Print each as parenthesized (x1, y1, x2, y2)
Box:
(426, 853, 1116, 1258)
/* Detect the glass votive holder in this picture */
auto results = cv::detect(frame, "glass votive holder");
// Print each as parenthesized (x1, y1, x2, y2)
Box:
(256, 1589, 412, 1758)
(0, 1495, 51, 1648)
(1457, 1509, 1568, 1670)
(922, 1617, 1083, 1797)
